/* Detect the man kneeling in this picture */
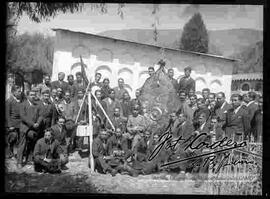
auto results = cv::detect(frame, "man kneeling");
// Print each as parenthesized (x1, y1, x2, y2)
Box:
(33, 128, 68, 173)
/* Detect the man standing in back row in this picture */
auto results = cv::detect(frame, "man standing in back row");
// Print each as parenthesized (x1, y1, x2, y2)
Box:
(178, 67, 195, 95)
(51, 72, 69, 94)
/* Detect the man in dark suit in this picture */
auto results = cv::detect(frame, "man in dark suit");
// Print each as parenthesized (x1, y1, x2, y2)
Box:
(50, 116, 69, 166)
(17, 89, 42, 168)
(202, 88, 210, 106)
(91, 72, 102, 88)
(105, 107, 127, 132)
(246, 91, 259, 123)
(192, 112, 212, 188)
(168, 68, 178, 91)
(178, 67, 195, 95)
(51, 72, 69, 94)
(120, 91, 132, 118)
(131, 89, 142, 114)
(74, 72, 87, 95)
(6, 85, 22, 158)
(167, 113, 194, 173)
(223, 94, 250, 142)
(102, 89, 123, 121)
(33, 128, 68, 173)
(92, 89, 107, 126)
(67, 74, 76, 98)
(215, 92, 232, 127)
(36, 89, 56, 139)
(250, 96, 262, 142)
(92, 129, 118, 176)
(193, 98, 210, 130)
(100, 78, 112, 100)
(113, 78, 129, 101)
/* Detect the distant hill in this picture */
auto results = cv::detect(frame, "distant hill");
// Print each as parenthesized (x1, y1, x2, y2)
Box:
(99, 28, 263, 57)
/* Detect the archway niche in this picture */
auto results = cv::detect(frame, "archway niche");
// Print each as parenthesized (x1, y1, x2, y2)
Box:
(95, 65, 113, 81)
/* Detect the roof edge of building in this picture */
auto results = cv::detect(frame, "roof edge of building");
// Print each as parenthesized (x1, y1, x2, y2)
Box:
(52, 28, 238, 62)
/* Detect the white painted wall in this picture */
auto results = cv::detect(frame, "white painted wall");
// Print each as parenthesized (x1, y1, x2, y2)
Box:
(52, 29, 235, 99)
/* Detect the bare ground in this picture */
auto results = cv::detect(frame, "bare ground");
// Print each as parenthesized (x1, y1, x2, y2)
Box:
(5, 151, 210, 194)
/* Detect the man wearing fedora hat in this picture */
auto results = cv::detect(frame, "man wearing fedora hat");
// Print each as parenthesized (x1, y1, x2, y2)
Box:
(178, 66, 195, 95)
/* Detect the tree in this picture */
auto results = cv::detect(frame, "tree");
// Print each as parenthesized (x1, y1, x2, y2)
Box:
(6, 33, 54, 84)
(180, 12, 209, 53)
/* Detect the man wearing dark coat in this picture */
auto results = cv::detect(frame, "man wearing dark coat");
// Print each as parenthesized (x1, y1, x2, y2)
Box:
(178, 67, 195, 95)
(192, 112, 212, 188)
(92, 89, 107, 126)
(17, 90, 42, 168)
(73, 72, 87, 96)
(51, 72, 69, 94)
(67, 74, 76, 98)
(102, 89, 123, 121)
(215, 92, 232, 127)
(113, 78, 129, 101)
(5, 85, 22, 158)
(33, 129, 68, 173)
(246, 91, 259, 123)
(131, 89, 143, 115)
(223, 94, 250, 142)
(100, 78, 112, 100)
(92, 129, 118, 176)
(250, 96, 262, 142)
(105, 107, 127, 132)
(36, 89, 56, 139)
(120, 91, 132, 118)
(50, 116, 69, 162)
(193, 98, 211, 130)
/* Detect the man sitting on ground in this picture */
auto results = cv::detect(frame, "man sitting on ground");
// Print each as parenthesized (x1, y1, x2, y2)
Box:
(33, 128, 68, 173)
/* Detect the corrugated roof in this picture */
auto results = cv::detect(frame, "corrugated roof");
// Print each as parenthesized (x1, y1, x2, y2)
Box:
(232, 73, 263, 81)
(52, 28, 238, 62)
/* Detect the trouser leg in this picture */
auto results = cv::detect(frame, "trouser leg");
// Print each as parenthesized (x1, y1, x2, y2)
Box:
(94, 156, 111, 173)
(7, 130, 18, 157)
(25, 131, 38, 162)
(17, 132, 27, 164)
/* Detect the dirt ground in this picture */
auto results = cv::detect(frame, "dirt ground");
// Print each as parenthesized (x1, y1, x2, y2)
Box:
(5, 151, 210, 194)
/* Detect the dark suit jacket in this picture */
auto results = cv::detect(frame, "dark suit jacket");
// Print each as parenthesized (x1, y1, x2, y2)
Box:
(33, 138, 61, 161)
(36, 101, 55, 130)
(6, 96, 21, 128)
(92, 137, 109, 158)
(176, 120, 194, 139)
(120, 100, 132, 118)
(193, 107, 211, 129)
(246, 101, 259, 122)
(224, 106, 250, 139)
(19, 100, 40, 135)
(102, 98, 123, 120)
(74, 98, 89, 122)
(178, 77, 195, 94)
(51, 124, 67, 146)
(51, 80, 69, 93)
(250, 109, 262, 142)
(215, 102, 232, 125)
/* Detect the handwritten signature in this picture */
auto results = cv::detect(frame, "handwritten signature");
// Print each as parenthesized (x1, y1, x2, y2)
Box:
(148, 129, 256, 173)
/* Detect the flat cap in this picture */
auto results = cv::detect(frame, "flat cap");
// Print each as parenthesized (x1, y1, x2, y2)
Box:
(184, 66, 192, 71)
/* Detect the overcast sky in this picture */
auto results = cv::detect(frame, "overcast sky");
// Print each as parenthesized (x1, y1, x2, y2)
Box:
(16, 4, 263, 36)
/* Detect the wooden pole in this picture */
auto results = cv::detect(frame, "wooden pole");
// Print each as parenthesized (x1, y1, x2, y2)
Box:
(91, 92, 115, 131)
(75, 80, 92, 124)
(87, 80, 94, 172)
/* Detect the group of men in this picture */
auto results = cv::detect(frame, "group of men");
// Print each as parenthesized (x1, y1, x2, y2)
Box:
(6, 66, 263, 180)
